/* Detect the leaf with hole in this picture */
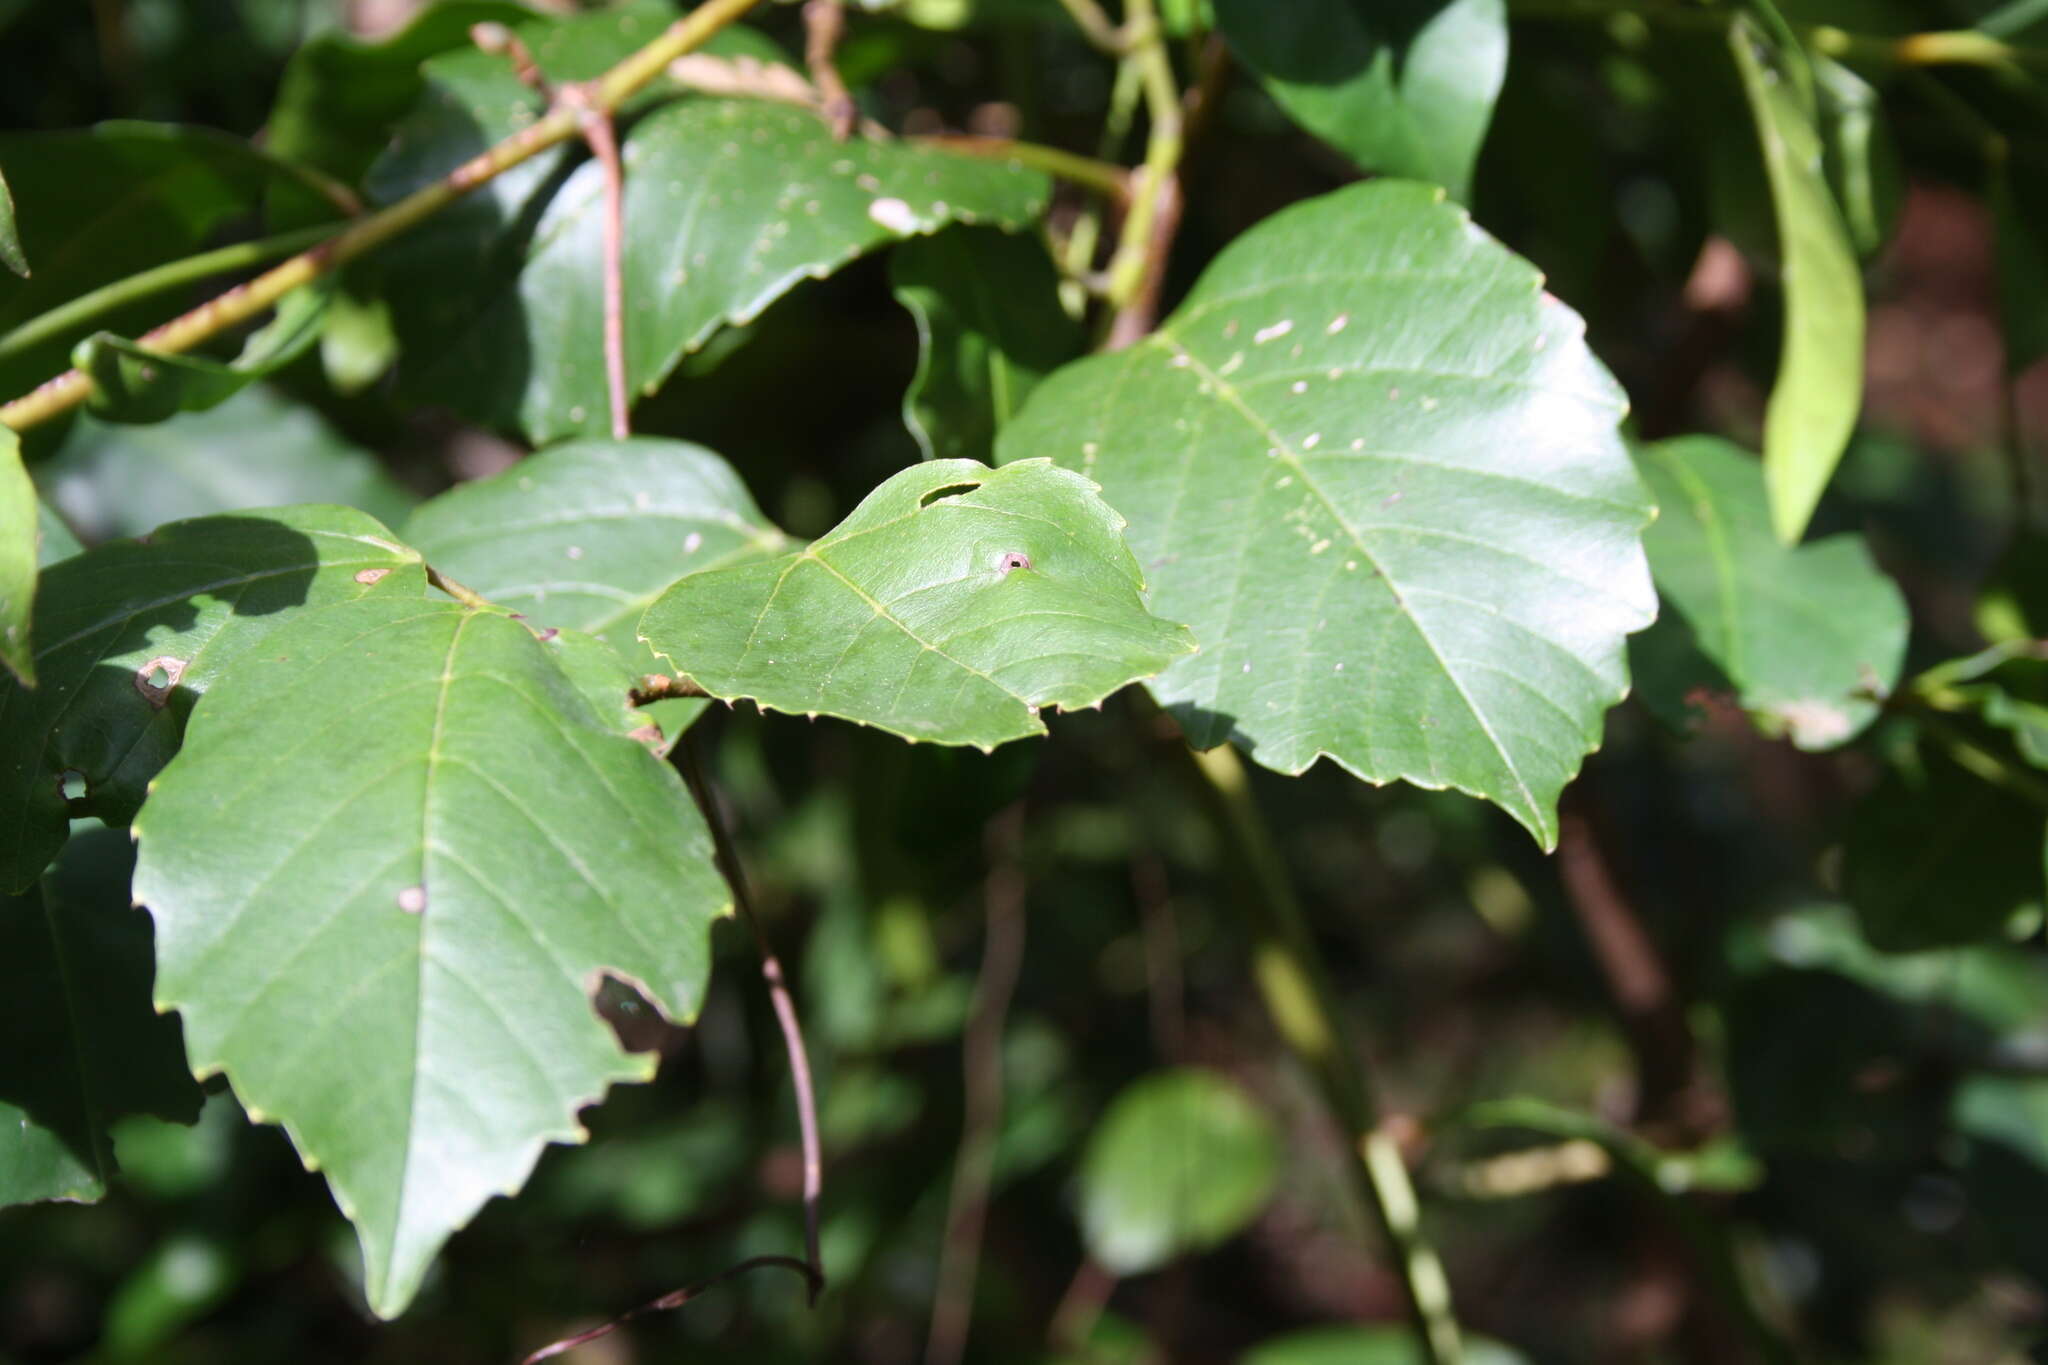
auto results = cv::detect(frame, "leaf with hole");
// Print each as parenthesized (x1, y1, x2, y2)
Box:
(891, 226, 1081, 463)
(34, 385, 415, 545)
(1077, 1068, 1279, 1275)
(1212, 0, 1506, 201)
(0, 506, 422, 893)
(404, 437, 789, 672)
(0, 824, 202, 1207)
(998, 181, 1654, 847)
(1729, 17, 1866, 543)
(639, 458, 1195, 748)
(1632, 436, 1906, 749)
(372, 12, 1049, 441)
(132, 595, 730, 1318)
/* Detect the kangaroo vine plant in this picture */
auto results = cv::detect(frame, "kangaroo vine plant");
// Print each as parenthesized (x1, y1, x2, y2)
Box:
(5, 0, 2048, 1362)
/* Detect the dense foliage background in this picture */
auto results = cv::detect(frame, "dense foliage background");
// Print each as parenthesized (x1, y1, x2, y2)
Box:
(3, 0, 2048, 1362)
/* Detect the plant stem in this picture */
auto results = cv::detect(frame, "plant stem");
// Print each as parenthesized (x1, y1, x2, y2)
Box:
(1105, 0, 1184, 344)
(425, 566, 494, 612)
(0, 0, 770, 433)
(910, 135, 1130, 202)
(1176, 740, 1464, 1365)
(0, 224, 338, 364)
(1510, 0, 2048, 69)
(1059, 59, 1143, 310)
(678, 735, 826, 1304)
(926, 804, 1029, 1365)
(1054, 0, 1127, 53)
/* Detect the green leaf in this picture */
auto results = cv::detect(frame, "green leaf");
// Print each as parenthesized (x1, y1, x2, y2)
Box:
(132, 595, 730, 1318)
(0, 421, 33, 685)
(1211, 0, 1506, 201)
(1241, 1326, 1530, 1365)
(892, 227, 1082, 463)
(374, 58, 1048, 440)
(1076, 1068, 1279, 1275)
(0, 164, 25, 277)
(0, 122, 341, 399)
(1632, 436, 1907, 749)
(0, 506, 422, 892)
(404, 437, 789, 670)
(1813, 55, 1899, 259)
(998, 181, 1655, 847)
(265, 1, 536, 197)
(34, 385, 415, 545)
(36, 500, 80, 567)
(639, 458, 1196, 749)
(1844, 738, 2047, 951)
(1729, 17, 1867, 543)
(72, 282, 331, 425)
(0, 824, 202, 1207)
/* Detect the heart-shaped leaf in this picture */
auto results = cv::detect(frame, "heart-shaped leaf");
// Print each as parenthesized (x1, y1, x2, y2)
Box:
(133, 595, 730, 1318)
(998, 181, 1654, 847)
(639, 458, 1196, 748)
(1212, 0, 1507, 200)
(404, 437, 789, 670)
(0, 506, 422, 892)
(1632, 435, 1907, 749)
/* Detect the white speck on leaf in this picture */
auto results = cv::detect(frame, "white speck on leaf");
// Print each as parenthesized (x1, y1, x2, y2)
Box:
(1253, 320, 1293, 345)
(869, 197, 919, 233)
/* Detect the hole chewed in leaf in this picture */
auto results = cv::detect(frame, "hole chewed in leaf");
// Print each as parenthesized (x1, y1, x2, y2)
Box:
(57, 769, 88, 803)
(919, 482, 982, 508)
(134, 656, 186, 709)
(996, 551, 1032, 575)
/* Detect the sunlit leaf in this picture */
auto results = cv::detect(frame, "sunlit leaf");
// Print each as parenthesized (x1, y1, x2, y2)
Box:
(404, 437, 789, 670)
(0, 165, 25, 278)
(1632, 436, 1907, 749)
(641, 458, 1194, 748)
(0, 506, 422, 892)
(1729, 17, 1866, 543)
(999, 181, 1655, 847)
(1212, 0, 1506, 200)
(133, 595, 730, 1318)
(0, 422, 32, 685)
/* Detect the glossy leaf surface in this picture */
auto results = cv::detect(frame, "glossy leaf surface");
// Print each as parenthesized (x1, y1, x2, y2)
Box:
(0, 507, 421, 892)
(133, 596, 730, 1317)
(1212, 0, 1506, 200)
(640, 459, 1195, 748)
(998, 181, 1655, 846)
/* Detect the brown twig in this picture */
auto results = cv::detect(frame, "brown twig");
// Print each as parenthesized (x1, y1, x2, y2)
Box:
(1047, 1258, 1117, 1356)
(1554, 798, 1723, 1143)
(678, 735, 826, 1302)
(804, 0, 859, 141)
(1105, 171, 1180, 349)
(518, 1255, 820, 1364)
(564, 87, 632, 439)
(925, 804, 1030, 1365)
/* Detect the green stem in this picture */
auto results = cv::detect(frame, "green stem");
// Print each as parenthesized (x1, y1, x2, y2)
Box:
(1510, 0, 2048, 68)
(0, 224, 337, 364)
(1178, 740, 1464, 1365)
(1053, 0, 1126, 53)
(424, 566, 495, 613)
(910, 135, 1129, 201)
(1105, 0, 1184, 314)
(0, 0, 770, 432)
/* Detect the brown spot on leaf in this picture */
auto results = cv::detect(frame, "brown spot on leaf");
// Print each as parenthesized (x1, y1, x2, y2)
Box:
(135, 656, 185, 709)
(354, 568, 392, 586)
